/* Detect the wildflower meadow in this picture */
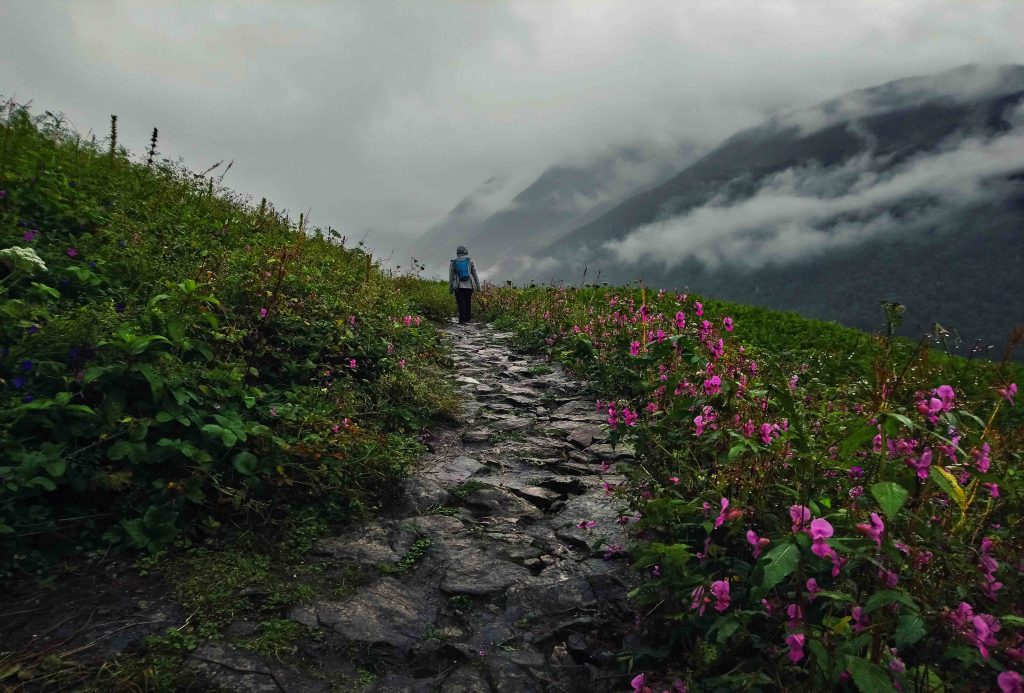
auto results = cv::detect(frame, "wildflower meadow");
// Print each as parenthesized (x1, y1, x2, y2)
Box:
(479, 284, 1022, 692)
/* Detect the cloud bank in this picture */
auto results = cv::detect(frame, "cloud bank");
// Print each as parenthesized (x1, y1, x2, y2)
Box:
(604, 105, 1024, 271)
(2, 1, 1024, 260)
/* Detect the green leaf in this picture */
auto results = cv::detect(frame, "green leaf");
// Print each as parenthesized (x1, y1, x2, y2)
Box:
(42, 459, 67, 478)
(894, 614, 925, 647)
(232, 451, 259, 476)
(1001, 615, 1024, 627)
(845, 656, 897, 693)
(870, 482, 909, 520)
(865, 589, 917, 613)
(929, 466, 967, 514)
(759, 540, 800, 593)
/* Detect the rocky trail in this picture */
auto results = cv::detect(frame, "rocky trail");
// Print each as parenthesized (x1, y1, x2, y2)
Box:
(2, 323, 642, 692)
(259, 322, 638, 692)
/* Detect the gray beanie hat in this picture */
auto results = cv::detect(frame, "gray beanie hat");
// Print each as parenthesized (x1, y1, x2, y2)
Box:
(456, 246, 468, 256)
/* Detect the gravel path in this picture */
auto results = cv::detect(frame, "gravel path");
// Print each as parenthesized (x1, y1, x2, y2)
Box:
(192, 322, 638, 692)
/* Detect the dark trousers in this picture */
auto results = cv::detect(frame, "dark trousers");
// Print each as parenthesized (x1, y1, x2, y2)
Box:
(455, 288, 473, 323)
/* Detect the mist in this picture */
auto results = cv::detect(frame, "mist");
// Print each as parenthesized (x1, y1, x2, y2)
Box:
(3, 1, 1024, 261)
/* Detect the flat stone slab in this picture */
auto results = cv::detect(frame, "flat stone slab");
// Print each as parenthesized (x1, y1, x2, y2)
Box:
(463, 487, 542, 521)
(586, 443, 635, 461)
(491, 416, 534, 431)
(441, 555, 531, 596)
(312, 522, 402, 566)
(290, 578, 436, 650)
(189, 642, 329, 692)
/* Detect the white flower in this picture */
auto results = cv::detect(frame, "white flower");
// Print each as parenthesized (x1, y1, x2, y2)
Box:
(0, 246, 48, 275)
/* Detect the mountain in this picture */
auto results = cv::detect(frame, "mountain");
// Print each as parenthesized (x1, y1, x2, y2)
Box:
(412, 142, 702, 276)
(517, 64, 1024, 352)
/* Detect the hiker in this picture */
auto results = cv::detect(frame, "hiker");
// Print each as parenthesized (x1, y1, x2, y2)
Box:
(449, 245, 481, 324)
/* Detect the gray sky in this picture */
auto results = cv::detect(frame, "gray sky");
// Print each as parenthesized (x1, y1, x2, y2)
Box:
(3, 1, 1023, 259)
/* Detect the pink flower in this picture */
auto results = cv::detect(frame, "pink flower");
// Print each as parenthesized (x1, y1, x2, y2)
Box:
(693, 415, 706, 436)
(260, 307, 268, 319)
(704, 375, 722, 396)
(907, 448, 932, 480)
(983, 482, 1001, 498)
(668, 476, 680, 485)
(806, 578, 821, 599)
(972, 443, 992, 473)
(690, 585, 708, 615)
(786, 633, 805, 664)
(630, 673, 646, 693)
(759, 422, 775, 445)
(23, 229, 37, 242)
(998, 671, 1022, 693)
(710, 580, 730, 612)
(722, 316, 733, 332)
(577, 519, 597, 530)
(630, 341, 641, 356)
(623, 407, 639, 427)
(67, 247, 78, 257)
(809, 518, 836, 563)
(855, 512, 885, 548)
(997, 383, 1018, 406)
(674, 311, 686, 328)
(852, 606, 869, 633)
(746, 529, 770, 558)
(789, 505, 811, 532)
(348, 358, 357, 369)
(714, 497, 730, 529)
(694, 301, 703, 317)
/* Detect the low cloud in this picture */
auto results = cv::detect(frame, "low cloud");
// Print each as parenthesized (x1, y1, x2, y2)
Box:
(603, 110, 1024, 271)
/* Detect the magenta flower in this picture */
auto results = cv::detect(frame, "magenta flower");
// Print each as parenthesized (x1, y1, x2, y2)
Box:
(622, 407, 639, 427)
(786, 633, 805, 663)
(713, 497, 729, 529)
(348, 358, 357, 369)
(855, 512, 885, 548)
(997, 383, 1017, 405)
(710, 580, 730, 612)
(577, 519, 597, 530)
(746, 529, 770, 558)
(806, 578, 820, 599)
(630, 341, 641, 356)
(808, 519, 839, 572)
(260, 307, 268, 319)
(23, 229, 38, 242)
(690, 585, 708, 615)
(722, 316, 733, 332)
(972, 443, 991, 473)
(789, 505, 811, 532)
(998, 671, 1022, 693)
(694, 301, 703, 317)
(674, 311, 686, 328)
(759, 422, 775, 445)
(630, 673, 646, 693)
(852, 606, 869, 633)
(67, 247, 78, 257)
(982, 482, 1000, 498)
(704, 375, 722, 396)
(668, 476, 680, 485)
(907, 448, 932, 480)
(693, 414, 706, 436)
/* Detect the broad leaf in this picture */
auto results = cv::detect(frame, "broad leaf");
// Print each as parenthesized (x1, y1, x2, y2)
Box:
(870, 481, 909, 520)
(845, 656, 898, 693)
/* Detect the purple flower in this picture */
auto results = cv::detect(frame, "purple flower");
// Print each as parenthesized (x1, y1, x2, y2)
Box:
(67, 247, 78, 257)
(710, 580, 730, 612)
(12, 376, 26, 389)
(907, 448, 932, 480)
(20, 360, 33, 372)
(998, 671, 1022, 693)
(23, 229, 38, 242)
(855, 512, 885, 548)
(786, 633, 805, 663)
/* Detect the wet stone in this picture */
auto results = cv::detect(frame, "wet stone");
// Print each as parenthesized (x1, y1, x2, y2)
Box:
(463, 487, 542, 521)
(441, 555, 531, 596)
(441, 666, 494, 692)
(188, 642, 329, 693)
(290, 578, 436, 650)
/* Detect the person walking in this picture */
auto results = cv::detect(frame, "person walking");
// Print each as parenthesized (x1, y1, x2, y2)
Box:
(449, 245, 481, 323)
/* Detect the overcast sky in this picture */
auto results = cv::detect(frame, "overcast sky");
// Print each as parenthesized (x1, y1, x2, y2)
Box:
(2, 1, 1023, 259)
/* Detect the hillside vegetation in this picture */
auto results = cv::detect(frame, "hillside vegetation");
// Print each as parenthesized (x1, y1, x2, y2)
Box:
(0, 103, 457, 578)
(478, 285, 1022, 692)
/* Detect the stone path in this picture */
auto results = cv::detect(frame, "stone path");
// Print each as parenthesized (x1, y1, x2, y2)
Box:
(192, 322, 639, 692)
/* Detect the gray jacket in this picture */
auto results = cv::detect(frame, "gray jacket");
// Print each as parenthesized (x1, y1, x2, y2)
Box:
(449, 255, 481, 292)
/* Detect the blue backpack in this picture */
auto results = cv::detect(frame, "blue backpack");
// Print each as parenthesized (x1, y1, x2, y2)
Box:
(454, 257, 471, 281)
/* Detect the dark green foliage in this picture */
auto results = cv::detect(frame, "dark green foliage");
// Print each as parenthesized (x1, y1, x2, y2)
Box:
(0, 102, 458, 576)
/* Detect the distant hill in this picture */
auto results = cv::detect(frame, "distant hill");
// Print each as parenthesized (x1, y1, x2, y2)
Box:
(515, 64, 1024, 353)
(412, 142, 702, 276)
